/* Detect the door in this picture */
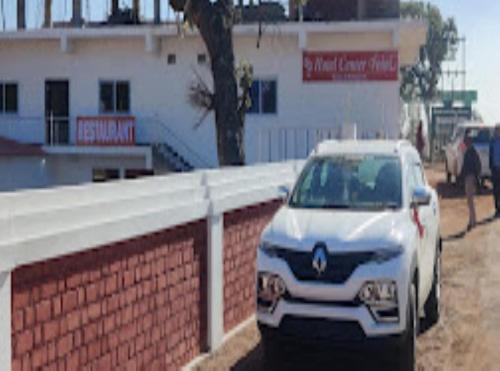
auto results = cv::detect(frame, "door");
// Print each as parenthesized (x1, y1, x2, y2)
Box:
(45, 80, 69, 145)
(411, 160, 436, 300)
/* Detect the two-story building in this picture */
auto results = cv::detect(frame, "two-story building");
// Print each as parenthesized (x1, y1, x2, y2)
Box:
(0, 2, 426, 191)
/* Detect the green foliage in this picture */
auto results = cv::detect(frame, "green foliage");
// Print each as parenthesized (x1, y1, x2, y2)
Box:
(400, 1, 458, 103)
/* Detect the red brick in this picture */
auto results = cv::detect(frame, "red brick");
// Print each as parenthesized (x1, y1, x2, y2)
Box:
(85, 282, 99, 303)
(12, 358, 22, 371)
(66, 351, 80, 371)
(48, 341, 57, 362)
(83, 322, 98, 343)
(31, 346, 47, 368)
(43, 320, 59, 342)
(67, 273, 82, 289)
(87, 339, 101, 359)
(67, 310, 81, 332)
(62, 290, 78, 313)
(13, 309, 24, 333)
(15, 329, 34, 356)
(40, 281, 58, 300)
(88, 302, 101, 321)
(13, 290, 30, 310)
(52, 296, 62, 317)
(105, 274, 118, 295)
(57, 333, 73, 357)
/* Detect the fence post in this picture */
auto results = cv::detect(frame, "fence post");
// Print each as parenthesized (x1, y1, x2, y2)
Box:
(0, 271, 11, 370)
(203, 174, 224, 350)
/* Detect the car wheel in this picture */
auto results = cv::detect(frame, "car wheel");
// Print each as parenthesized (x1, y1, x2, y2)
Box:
(397, 284, 418, 371)
(424, 245, 441, 327)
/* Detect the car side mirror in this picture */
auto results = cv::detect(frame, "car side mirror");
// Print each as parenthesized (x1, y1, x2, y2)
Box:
(411, 186, 431, 208)
(278, 185, 290, 201)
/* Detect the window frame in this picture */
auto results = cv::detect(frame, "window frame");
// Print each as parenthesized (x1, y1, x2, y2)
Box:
(0, 82, 19, 115)
(247, 78, 278, 115)
(99, 80, 130, 114)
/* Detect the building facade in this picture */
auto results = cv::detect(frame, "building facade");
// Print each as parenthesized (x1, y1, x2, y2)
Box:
(0, 20, 426, 190)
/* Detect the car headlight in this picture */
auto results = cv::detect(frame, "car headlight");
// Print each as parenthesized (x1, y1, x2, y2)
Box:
(259, 241, 278, 258)
(257, 272, 286, 313)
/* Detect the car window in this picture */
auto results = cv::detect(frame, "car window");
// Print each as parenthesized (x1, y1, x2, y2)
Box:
(289, 155, 402, 210)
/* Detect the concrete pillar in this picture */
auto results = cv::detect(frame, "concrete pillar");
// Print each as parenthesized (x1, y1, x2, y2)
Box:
(154, 0, 161, 24)
(43, 0, 52, 28)
(206, 211, 224, 350)
(71, 0, 83, 26)
(0, 271, 11, 369)
(17, 0, 26, 30)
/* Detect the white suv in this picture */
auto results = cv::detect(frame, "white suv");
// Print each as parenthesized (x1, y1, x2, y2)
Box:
(257, 140, 441, 371)
(445, 122, 494, 184)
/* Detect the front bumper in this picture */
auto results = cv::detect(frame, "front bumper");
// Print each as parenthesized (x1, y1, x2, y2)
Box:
(257, 247, 412, 339)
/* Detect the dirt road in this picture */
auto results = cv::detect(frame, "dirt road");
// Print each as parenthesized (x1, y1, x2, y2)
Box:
(196, 165, 500, 371)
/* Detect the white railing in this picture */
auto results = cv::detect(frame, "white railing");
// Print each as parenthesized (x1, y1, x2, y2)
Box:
(256, 124, 361, 163)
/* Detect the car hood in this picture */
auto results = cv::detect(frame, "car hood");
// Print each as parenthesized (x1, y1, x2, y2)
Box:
(263, 206, 409, 252)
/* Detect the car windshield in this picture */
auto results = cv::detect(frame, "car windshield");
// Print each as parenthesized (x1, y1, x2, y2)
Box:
(289, 155, 402, 210)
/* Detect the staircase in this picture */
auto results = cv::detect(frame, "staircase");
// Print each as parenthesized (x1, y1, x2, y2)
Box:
(152, 143, 195, 173)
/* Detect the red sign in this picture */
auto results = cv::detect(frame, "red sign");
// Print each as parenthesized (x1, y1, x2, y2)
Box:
(303, 51, 399, 82)
(76, 116, 135, 146)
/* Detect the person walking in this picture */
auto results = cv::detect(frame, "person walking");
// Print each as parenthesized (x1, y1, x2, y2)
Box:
(416, 121, 425, 159)
(489, 125, 500, 217)
(461, 132, 482, 230)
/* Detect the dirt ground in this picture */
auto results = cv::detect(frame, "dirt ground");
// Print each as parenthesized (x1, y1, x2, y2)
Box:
(195, 164, 500, 371)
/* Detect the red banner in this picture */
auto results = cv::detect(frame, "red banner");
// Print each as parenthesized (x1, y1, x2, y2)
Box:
(303, 51, 399, 82)
(76, 116, 135, 146)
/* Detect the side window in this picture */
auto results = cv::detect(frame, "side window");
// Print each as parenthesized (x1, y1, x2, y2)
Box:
(0, 83, 19, 114)
(247, 79, 277, 114)
(413, 163, 426, 188)
(99, 81, 130, 113)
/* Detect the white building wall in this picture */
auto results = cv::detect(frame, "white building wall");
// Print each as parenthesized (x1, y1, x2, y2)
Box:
(0, 29, 401, 168)
(0, 157, 50, 192)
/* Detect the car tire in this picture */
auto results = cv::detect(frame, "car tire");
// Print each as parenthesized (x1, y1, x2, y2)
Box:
(397, 284, 418, 371)
(424, 245, 441, 327)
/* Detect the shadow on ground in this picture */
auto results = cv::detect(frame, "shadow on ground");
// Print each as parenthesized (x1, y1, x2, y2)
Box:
(443, 215, 498, 242)
(231, 342, 399, 371)
(436, 181, 492, 200)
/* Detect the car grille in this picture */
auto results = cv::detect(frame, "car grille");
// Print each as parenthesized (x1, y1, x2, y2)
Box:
(275, 248, 374, 284)
(279, 316, 366, 342)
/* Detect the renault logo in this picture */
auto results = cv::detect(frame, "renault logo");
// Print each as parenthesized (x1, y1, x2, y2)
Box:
(312, 244, 328, 276)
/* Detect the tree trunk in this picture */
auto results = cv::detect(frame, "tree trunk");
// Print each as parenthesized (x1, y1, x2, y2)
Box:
(170, 0, 245, 166)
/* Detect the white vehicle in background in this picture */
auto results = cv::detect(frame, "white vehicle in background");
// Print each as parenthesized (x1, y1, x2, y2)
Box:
(257, 140, 441, 371)
(445, 122, 494, 184)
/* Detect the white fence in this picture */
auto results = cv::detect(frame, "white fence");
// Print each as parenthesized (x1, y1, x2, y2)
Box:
(0, 161, 305, 367)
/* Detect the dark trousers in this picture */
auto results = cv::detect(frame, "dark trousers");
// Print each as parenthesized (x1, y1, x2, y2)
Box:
(493, 169, 500, 212)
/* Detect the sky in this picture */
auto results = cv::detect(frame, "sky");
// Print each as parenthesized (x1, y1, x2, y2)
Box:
(0, 1, 499, 122)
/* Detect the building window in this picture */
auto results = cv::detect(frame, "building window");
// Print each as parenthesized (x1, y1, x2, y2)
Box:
(99, 81, 130, 113)
(0, 83, 18, 114)
(167, 54, 176, 65)
(248, 79, 277, 114)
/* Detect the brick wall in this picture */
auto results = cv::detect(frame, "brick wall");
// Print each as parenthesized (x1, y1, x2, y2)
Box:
(223, 200, 282, 332)
(11, 220, 207, 371)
